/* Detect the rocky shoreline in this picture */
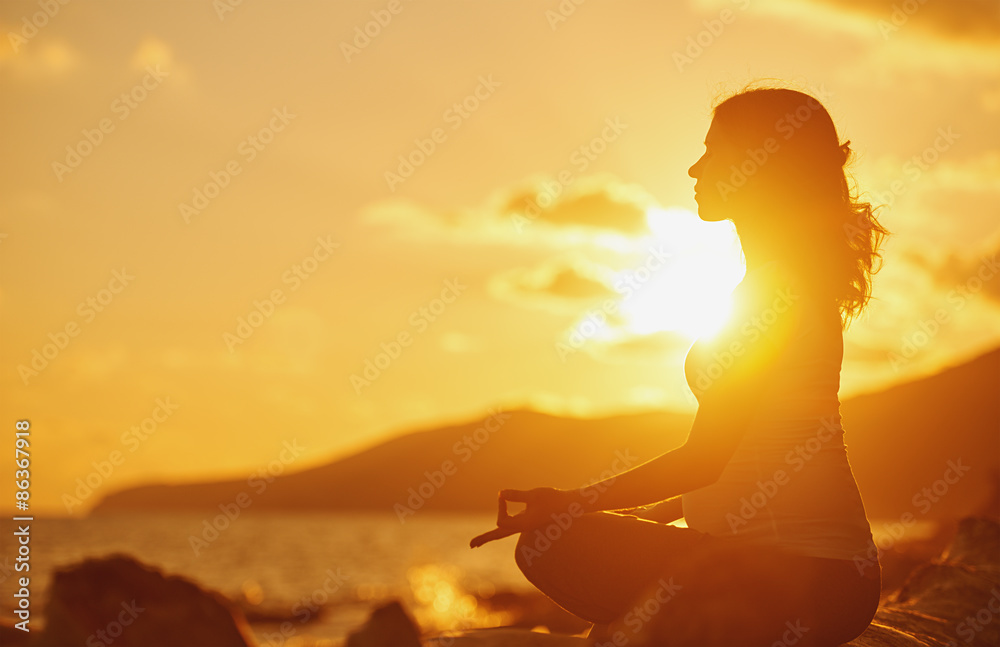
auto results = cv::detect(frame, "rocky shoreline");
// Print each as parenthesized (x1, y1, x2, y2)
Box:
(1, 516, 996, 646)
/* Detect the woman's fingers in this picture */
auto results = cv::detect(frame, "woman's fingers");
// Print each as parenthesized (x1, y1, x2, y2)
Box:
(496, 493, 508, 526)
(498, 489, 536, 527)
(499, 488, 533, 503)
(496, 510, 527, 530)
(469, 526, 517, 549)
(470, 487, 567, 549)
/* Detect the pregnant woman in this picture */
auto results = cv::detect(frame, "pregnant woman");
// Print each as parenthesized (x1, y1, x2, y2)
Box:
(470, 86, 889, 647)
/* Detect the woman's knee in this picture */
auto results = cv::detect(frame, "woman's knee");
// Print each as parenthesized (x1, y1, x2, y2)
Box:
(513, 511, 617, 579)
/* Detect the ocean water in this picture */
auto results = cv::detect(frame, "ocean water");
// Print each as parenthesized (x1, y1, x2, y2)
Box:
(0, 512, 531, 645)
(0, 513, 939, 645)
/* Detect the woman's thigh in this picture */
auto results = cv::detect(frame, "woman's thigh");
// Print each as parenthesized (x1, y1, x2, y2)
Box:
(513, 511, 713, 624)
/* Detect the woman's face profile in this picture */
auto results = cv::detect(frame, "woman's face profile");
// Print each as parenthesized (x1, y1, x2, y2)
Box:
(688, 119, 742, 222)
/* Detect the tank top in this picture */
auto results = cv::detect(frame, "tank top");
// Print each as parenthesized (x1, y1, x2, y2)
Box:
(681, 261, 875, 561)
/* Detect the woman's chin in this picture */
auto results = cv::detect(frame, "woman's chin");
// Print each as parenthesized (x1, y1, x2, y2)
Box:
(695, 204, 727, 222)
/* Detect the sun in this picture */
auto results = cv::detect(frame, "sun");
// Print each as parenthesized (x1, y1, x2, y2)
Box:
(616, 207, 745, 340)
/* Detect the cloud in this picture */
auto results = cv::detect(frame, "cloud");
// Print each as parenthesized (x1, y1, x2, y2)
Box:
(811, 0, 1000, 43)
(502, 183, 651, 234)
(708, 0, 1000, 74)
(584, 330, 693, 361)
(723, 0, 1000, 44)
(864, 150, 1000, 255)
(361, 173, 656, 245)
(931, 241, 1000, 303)
(488, 257, 619, 313)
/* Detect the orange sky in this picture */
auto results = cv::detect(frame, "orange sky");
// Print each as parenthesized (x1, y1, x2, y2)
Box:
(1, 0, 998, 516)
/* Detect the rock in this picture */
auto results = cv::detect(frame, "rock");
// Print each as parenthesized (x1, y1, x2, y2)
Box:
(38, 553, 255, 647)
(0, 619, 32, 647)
(346, 599, 422, 647)
(430, 516, 1000, 647)
(864, 516, 1000, 647)
(425, 627, 587, 646)
(942, 515, 1000, 568)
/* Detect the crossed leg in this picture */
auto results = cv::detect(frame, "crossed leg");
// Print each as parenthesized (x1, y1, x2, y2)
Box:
(513, 511, 880, 647)
(513, 511, 709, 624)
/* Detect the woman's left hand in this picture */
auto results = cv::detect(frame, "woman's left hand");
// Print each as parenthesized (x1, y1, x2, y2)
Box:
(469, 487, 582, 548)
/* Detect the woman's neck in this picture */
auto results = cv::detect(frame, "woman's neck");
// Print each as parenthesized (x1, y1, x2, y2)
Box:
(736, 222, 793, 275)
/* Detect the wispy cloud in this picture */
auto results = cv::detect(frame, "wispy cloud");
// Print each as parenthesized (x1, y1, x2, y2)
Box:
(360, 173, 656, 246)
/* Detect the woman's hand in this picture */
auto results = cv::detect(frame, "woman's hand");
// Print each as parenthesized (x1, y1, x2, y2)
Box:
(469, 487, 583, 548)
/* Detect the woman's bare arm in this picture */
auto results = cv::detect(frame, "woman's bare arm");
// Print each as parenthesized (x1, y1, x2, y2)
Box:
(571, 271, 803, 514)
(636, 496, 684, 524)
(571, 386, 766, 513)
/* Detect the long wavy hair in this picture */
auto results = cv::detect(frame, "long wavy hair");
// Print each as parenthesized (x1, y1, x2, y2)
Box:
(711, 85, 889, 328)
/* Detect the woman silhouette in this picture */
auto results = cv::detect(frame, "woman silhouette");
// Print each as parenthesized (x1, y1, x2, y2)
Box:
(470, 86, 889, 647)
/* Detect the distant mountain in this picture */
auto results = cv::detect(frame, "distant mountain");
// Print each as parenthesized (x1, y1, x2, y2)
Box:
(90, 348, 1000, 521)
(841, 347, 999, 521)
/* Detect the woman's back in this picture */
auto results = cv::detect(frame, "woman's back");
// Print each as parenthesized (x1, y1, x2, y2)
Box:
(682, 261, 875, 561)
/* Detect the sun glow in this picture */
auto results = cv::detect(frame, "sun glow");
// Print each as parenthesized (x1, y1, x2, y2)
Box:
(617, 207, 745, 340)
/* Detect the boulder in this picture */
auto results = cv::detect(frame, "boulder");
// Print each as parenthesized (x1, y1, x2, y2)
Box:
(346, 599, 422, 647)
(38, 553, 255, 647)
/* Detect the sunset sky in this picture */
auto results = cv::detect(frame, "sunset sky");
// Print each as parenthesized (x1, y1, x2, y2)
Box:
(1, 0, 998, 516)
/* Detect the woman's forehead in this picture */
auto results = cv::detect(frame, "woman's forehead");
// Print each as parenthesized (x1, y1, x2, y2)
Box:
(704, 120, 725, 145)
